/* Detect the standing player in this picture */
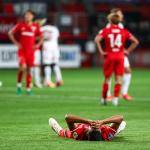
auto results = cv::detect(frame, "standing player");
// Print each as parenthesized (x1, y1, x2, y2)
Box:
(8, 10, 43, 95)
(49, 114, 126, 141)
(42, 23, 63, 88)
(32, 19, 47, 88)
(95, 13, 139, 106)
(107, 8, 134, 101)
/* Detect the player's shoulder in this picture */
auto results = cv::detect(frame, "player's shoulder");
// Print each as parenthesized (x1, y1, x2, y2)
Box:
(98, 27, 108, 34)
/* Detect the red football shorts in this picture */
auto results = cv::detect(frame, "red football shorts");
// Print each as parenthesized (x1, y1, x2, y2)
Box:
(18, 50, 34, 67)
(103, 57, 124, 78)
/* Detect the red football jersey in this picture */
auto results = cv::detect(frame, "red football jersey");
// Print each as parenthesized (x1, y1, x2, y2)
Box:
(71, 124, 116, 141)
(11, 22, 42, 53)
(98, 24, 133, 59)
(100, 125, 116, 141)
(71, 124, 90, 140)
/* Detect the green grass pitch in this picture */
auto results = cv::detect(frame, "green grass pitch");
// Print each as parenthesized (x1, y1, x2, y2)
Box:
(0, 69, 150, 150)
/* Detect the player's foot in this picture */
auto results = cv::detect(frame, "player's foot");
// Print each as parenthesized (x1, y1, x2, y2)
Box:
(45, 81, 56, 88)
(26, 89, 32, 96)
(115, 121, 126, 135)
(112, 97, 119, 106)
(56, 80, 64, 87)
(34, 82, 42, 88)
(49, 118, 63, 135)
(122, 94, 133, 101)
(106, 96, 113, 101)
(17, 87, 22, 96)
(100, 98, 107, 105)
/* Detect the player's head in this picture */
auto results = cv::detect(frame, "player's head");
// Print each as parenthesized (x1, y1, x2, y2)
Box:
(107, 13, 120, 25)
(87, 129, 103, 141)
(34, 18, 47, 27)
(110, 8, 124, 22)
(24, 9, 35, 23)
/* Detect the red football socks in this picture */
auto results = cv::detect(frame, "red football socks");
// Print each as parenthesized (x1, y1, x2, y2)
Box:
(26, 73, 32, 89)
(114, 83, 121, 97)
(102, 83, 109, 99)
(17, 70, 23, 83)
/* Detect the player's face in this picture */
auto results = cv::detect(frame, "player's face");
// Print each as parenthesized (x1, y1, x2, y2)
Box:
(24, 12, 34, 23)
(117, 11, 124, 22)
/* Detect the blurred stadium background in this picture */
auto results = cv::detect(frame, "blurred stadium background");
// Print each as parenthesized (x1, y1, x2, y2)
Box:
(0, 0, 150, 69)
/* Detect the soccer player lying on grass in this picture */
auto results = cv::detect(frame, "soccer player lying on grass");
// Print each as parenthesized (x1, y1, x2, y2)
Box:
(49, 114, 126, 141)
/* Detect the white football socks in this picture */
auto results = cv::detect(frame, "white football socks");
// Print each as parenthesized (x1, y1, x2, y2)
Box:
(122, 73, 131, 95)
(34, 67, 41, 85)
(107, 78, 112, 97)
(54, 65, 62, 82)
(44, 66, 52, 83)
(112, 97, 119, 106)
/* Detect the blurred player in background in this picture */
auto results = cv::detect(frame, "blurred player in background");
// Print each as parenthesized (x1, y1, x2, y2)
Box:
(42, 22, 63, 88)
(32, 19, 47, 88)
(8, 10, 43, 95)
(95, 13, 139, 106)
(49, 114, 126, 141)
(106, 8, 134, 101)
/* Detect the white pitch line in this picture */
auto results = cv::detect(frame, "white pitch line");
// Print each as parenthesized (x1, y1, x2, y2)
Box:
(0, 92, 149, 101)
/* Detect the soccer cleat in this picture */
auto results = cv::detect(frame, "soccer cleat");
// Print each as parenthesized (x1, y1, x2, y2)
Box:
(45, 81, 56, 88)
(106, 96, 113, 101)
(122, 94, 133, 101)
(17, 87, 22, 96)
(112, 97, 119, 106)
(34, 82, 42, 88)
(26, 90, 32, 96)
(100, 98, 107, 106)
(115, 121, 126, 136)
(56, 80, 64, 87)
(49, 118, 63, 135)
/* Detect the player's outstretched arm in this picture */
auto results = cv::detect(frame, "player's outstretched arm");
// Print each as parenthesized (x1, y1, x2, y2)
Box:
(65, 114, 92, 130)
(97, 115, 124, 126)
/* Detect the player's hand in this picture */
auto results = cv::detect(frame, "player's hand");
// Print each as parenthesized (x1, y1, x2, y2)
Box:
(33, 44, 40, 50)
(16, 43, 22, 49)
(97, 120, 104, 127)
(101, 51, 107, 56)
(90, 121, 99, 129)
(124, 50, 129, 56)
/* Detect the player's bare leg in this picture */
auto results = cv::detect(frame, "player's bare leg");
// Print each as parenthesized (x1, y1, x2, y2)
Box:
(17, 64, 26, 95)
(53, 64, 64, 87)
(122, 67, 133, 101)
(112, 75, 122, 106)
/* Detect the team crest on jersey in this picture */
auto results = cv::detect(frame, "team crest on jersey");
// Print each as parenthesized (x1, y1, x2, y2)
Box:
(108, 133, 114, 140)
(72, 132, 78, 139)
(31, 26, 36, 32)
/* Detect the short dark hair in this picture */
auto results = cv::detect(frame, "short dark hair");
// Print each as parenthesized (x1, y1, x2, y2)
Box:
(110, 8, 122, 13)
(24, 9, 35, 17)
(87, 129, 103, 141)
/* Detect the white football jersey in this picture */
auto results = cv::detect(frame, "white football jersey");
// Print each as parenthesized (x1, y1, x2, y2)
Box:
(41, 25, 60, 49)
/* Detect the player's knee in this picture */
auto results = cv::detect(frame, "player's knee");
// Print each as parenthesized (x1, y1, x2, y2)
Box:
(125, 67, 132, 73)
(119, 115, 124, 122)
(65, 114, 70, 121)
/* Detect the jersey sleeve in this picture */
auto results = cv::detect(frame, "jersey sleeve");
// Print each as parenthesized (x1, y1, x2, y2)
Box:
(11, 23, 21, 34)
(124, 29, 133, 40)
(98, 28, 107, 38)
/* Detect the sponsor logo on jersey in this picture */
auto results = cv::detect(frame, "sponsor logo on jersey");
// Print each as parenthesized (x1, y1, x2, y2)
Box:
(21, 32, 34, 36)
